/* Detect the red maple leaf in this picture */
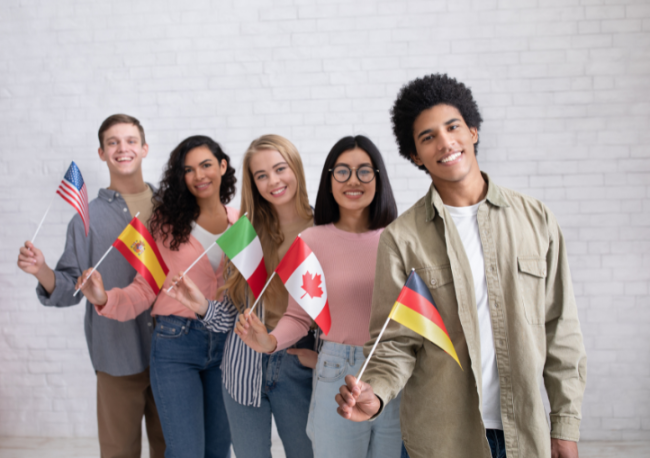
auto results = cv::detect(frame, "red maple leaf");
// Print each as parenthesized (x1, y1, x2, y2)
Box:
(300, 271, 323, 299)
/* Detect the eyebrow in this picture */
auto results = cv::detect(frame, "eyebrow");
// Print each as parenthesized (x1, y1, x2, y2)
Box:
(185, 159, 212, 169)
(334, 162, 373, 167)
(416, 118, 462, 139)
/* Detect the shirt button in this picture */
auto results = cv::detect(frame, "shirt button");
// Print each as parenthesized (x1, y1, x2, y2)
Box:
(148, 322, 152, 327)
(115, 193, 120, 197)
(123, 208, 128, 212)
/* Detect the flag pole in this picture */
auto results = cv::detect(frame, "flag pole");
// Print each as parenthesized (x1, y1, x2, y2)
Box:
(166, 242, 216, 293)
(31, 195, 56, 244)
(356, 313, 392, 383)
(248, 271, 275, 316)
(73, 212, 140, 297)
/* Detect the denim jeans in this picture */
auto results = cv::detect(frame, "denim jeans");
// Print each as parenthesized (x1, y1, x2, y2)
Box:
(401, 430, 507, 458)
(150, 315, 231, 458)
(221, 335, 314, 458)
(486, 429, 507, 458)
(308, 341, 402, 458)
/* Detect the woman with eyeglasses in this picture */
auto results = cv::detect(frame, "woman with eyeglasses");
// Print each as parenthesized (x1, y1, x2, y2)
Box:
(234, 135, 403, 458)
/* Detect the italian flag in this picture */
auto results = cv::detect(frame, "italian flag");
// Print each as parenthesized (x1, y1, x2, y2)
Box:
(217, 215, 267, 298)
(275, 236, 331, 335)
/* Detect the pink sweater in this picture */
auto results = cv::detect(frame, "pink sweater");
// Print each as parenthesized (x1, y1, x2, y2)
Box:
(96, 207, 239, 322)
(272, 223, 383, 350)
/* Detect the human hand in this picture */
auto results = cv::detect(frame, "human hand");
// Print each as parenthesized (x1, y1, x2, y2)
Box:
(76, 268, 108, 306)
(551, 439, 579, 458)
(234, 308, 277, 353)
(163, 273, 208, 316)
(287, 348, 318, 369)
(17, 241, 46, 276)
(335, 374, 381, 422)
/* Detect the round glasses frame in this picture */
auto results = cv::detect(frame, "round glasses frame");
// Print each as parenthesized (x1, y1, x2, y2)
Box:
(329, 164, 379, 184)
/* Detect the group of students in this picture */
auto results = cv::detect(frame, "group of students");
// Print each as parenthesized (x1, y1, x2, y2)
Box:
(18, 73, 587, 458)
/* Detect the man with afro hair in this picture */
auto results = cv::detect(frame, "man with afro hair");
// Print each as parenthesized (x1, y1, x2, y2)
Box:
(336, 74, 586, 458)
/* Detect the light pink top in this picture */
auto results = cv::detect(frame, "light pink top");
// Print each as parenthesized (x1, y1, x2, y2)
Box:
(96, 207, 239, 322)
(272, 223, 383, 351)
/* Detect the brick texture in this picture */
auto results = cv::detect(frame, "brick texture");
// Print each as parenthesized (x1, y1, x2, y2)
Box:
(1, 0, 648, 441)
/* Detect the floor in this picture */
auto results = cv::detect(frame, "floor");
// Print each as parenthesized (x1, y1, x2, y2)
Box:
(0, 437, 648, 457)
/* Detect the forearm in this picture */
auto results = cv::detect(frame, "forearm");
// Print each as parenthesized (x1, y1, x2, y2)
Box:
(271, 299, 312, 352)
(35, 265, 56, 295)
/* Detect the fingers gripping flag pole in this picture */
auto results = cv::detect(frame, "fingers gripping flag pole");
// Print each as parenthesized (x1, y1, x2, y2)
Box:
(357, 269, 462, 382)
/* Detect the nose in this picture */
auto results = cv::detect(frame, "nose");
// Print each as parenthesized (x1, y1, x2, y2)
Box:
(437, 130, 455, 151)
(347, 168, 361, 185)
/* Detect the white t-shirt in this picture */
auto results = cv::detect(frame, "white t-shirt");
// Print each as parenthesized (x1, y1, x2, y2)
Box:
(445, 201, 503, 430)
(190, 222, 226, 272)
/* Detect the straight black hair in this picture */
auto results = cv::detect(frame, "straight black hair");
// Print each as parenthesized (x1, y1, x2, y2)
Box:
(314, 135, 397, 230)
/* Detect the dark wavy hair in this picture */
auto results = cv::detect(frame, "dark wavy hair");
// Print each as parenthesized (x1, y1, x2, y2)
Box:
(150, 135, 237, 250)
(314, 135, 397, 230)
(391, 74, 483, 172)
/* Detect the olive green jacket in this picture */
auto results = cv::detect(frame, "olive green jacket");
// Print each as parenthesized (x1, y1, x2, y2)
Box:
(362, 174, 587, 458)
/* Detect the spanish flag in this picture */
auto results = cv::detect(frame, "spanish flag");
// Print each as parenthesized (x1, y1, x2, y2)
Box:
(112, 217, 169, 294)
(390, 270, 462, 369)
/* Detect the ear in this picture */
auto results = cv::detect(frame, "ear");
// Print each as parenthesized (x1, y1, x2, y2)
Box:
(470, 127, 478, 144)
(141, 143, 149, 159)
(219, 158, 228, 176)
(410, 151, 424, 167)
(98, 147, 106, 162)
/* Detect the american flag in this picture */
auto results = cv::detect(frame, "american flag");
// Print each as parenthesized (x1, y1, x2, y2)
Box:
(56, 161, 90, 236)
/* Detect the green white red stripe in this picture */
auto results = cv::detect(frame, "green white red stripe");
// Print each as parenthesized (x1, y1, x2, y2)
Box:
(217, 215, 267, 298)
(275, 236, 331, 335)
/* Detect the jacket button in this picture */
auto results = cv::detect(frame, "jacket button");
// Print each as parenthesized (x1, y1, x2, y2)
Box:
(430, 279, 437, 286)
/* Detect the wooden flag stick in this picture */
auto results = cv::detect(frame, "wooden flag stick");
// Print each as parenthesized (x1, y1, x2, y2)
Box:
(248, 271, 275, 316)
(31, 196, 56, 244)
(73, 212, 140, 297)
(356, 313, 392, 383)
(166, 241, 216, 293)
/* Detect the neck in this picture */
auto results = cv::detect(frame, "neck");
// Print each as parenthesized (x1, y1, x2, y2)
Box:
(197, 193, 227, 218)
(274, 201, 304, 227)
(334, 207, 370, 233)
(108, 172, 147, 195)
(433, 169, 487, 207)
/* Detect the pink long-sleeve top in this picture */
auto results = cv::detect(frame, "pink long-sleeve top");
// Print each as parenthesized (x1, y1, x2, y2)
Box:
(271, 223, 383, 351)
(95, 206, 239, 322)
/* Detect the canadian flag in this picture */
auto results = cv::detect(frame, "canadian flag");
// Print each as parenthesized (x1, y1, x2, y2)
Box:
(275, 236, 331, 335)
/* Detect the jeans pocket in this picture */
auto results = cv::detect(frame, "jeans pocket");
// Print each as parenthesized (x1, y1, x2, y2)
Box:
(317, 354, 346, 382)
(155, 321, 184, 339)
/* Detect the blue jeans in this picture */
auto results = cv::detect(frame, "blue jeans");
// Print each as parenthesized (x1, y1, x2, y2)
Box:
(401, 429, 506, 458)
(150, 315, 231, 458)
(221, 336, 314, 458)
(308, 341, 402, 458)
(486, 429, 507, 458)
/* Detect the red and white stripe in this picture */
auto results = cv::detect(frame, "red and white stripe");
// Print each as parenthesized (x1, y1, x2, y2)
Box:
(56, 178, 90, 236)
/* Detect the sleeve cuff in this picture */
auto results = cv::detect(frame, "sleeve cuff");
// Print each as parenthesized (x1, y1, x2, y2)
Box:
(550, 415, 581, 442)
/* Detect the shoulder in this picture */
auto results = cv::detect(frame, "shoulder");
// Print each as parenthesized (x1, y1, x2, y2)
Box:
(225, 205, 239, 223)
(495, 185, 554, 225)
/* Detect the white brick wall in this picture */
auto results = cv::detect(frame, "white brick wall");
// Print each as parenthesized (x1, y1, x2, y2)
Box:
(1, 0, 648, 441)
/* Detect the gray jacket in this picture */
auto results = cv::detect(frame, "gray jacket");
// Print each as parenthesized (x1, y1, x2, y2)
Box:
(36, 187, 156, 376)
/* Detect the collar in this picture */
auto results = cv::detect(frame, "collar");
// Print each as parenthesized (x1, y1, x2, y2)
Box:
(425, 172, 509, 222)
(97, 183, 155, 203)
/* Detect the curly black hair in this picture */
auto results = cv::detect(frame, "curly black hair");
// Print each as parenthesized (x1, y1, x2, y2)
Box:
(390, 74, 483, 171)
(150, 135, 237, 251)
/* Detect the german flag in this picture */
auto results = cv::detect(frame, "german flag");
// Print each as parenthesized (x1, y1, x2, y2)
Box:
(389, 270, 462, 369)
(112, 217, 169, 294)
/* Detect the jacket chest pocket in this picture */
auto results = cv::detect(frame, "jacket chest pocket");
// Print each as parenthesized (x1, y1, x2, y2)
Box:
(414, 265, 457, 329)
(517, 256, 547, 325)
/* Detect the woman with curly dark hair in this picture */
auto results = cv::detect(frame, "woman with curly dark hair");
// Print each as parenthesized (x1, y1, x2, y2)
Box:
(77, 135, 238, 458)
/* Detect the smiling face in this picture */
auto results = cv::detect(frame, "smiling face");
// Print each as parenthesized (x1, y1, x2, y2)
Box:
(331, 147, 376, 216)
(249, 148, 298, 210)
(411, 104, 480, 187)
(183, 145, 227, 201)
(98, 123, 148, 178)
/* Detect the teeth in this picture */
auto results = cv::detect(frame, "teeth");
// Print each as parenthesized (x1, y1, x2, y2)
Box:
(441, 152, 461, 163)
(271, 187, 286, 195)
(116, 157, 132, 162)
(345, 192, 362, 196)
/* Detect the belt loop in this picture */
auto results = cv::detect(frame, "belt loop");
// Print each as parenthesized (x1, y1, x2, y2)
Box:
(349, 345, 355, 367)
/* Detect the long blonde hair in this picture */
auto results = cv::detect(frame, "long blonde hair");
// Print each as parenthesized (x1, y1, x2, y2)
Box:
(223, 135, 312, 311)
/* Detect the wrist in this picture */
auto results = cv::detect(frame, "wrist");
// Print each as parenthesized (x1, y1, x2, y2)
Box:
(265, 334, 278, 353)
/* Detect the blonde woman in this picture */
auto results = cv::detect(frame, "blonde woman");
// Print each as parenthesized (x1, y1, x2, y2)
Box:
(167, 135, 315, 458)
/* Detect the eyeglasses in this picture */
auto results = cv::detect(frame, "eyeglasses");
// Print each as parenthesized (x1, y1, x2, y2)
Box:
(329, 164, 378, 183)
